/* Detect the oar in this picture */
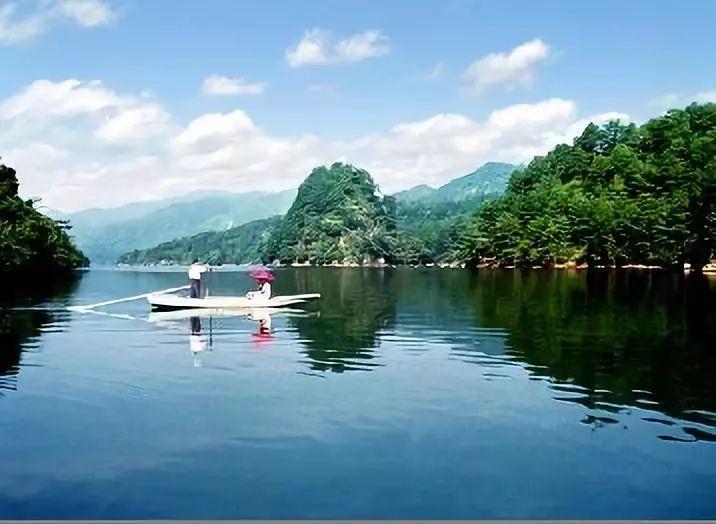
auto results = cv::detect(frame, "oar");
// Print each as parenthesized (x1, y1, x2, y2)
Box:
(68, 284, 190, 312)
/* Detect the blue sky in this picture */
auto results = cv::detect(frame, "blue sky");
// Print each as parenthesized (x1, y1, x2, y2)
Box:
(1, 0, 715, 211)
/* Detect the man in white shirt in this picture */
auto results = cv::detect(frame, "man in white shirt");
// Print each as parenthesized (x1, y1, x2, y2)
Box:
(188, 259, 208, 298)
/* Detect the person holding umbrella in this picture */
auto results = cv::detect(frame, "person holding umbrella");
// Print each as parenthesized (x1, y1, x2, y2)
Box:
(245, 266, 275, 301)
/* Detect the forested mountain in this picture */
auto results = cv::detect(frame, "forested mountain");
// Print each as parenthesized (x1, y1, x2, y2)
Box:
(429, 162, 516, 203)
(457, 103, 716, 270)
(115, 103, 714, 270)
(63, 189, 296, 263)
(116, 162, 512, 267)
(392, 184, 436, 203)
(394, 162, 515, 204)
(392, 197, 490, 264)
(260, 163, 396, 264)
(0, 163, 86, 274)
(118, 216, 281, 266)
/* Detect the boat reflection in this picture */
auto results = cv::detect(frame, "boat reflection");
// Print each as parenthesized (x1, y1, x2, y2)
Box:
(146, 306, 314, 361)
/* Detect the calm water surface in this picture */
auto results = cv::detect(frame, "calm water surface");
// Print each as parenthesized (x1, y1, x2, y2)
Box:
(1, 268, 715, 518)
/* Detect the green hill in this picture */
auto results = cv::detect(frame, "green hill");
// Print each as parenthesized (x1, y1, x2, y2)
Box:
(260, 163, 396, 265)
(457, 103, 716, 270)
(0, 163, 86, 274)
(118, 216, 281, 266)
(63, 189, 296, 263)
(393, 184, 437, 203)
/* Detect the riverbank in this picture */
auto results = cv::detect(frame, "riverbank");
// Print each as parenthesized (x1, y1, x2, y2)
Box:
(115, 260, 716, 273)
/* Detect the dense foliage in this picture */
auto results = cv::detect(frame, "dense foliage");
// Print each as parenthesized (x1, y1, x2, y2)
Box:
(0, 163, 87, 273)
(458, 104, 716, 270)
(392, 197, 488, 264)
(390, 163, 514, 264)
(260, 163, 397, 265)
(117, 216, 281, 265)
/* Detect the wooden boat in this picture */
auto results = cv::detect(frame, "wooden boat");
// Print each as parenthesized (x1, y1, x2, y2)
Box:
(147, 292, 321, 311)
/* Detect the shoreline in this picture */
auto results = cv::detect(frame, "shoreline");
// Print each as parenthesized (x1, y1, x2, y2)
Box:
(112, 261, 716, 273)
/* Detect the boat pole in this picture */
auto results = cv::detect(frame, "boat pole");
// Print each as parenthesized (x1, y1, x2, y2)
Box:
(68, 284, 190, 312)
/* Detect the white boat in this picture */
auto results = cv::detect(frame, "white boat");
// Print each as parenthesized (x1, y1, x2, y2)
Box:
(147, 292, 321, 311)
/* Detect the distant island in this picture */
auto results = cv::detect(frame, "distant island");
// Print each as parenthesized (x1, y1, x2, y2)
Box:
(117, 102, 714, 272)
(0, 163, 86, 275)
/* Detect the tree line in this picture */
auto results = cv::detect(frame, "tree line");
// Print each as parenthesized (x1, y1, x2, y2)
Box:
(0, 163, 87, 274)
(456, 103, 715, 271)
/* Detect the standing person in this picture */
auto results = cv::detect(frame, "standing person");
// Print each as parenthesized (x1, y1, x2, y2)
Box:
(188, 259, 208, 298)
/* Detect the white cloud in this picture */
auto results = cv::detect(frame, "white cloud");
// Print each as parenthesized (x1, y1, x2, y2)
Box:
(0, 79, 120, 120)
(350, 98, 588, 191)
(0, 3, 45, 43)
(0, 79, 170, 147)
(286, 28, 390, 67)
(56, 0, 115, 26)
(95, 104, 171, 144)
(334, 30, 390, 62)
(172, 110, 256, 154)
(286, 29, 328, 66)
(0, 0, 115, 44)
(201, 75, 267, 96)
(426, 63, 443, 80)
(1, 78, 630, 212)
(463, 38, 550, 91)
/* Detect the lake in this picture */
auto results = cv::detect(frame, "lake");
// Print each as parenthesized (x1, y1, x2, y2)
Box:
(1, 268, 715, 519)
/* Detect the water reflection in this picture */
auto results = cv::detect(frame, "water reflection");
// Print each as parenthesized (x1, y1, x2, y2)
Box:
(189, 316, 210, 367)
(287, 269, 396, 373)
(247, 310, 273, 342)
(2, 268, 715, 445)
(0, 273, 80, 395)
(0, 310, 50, 394)
(466, 270, 716, 442)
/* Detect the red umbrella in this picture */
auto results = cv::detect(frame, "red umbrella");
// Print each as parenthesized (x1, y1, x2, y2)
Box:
(248, 266, 275, 282)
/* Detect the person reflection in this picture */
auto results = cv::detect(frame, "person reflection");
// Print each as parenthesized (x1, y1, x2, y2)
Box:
(189, 316, 207, 367)
(248, 310, 273, 343)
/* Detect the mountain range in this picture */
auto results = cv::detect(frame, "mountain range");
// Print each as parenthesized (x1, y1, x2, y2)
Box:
(53, 162, 516, 265)
(393, 162, 516, 204)
(116, 161, 518, 266)
(55, 189, 296, 263)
